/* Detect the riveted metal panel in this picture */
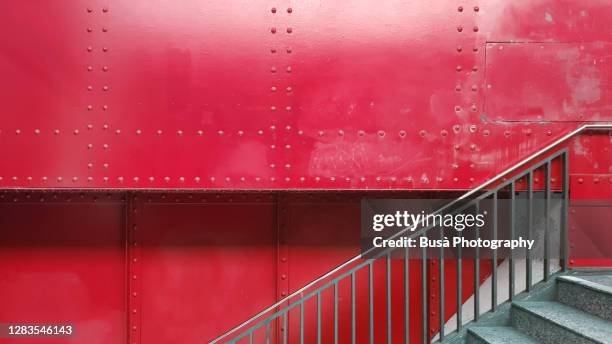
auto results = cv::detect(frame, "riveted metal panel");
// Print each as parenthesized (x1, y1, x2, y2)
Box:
(0, 1, 609, 190)
(0, 192, 126, 344)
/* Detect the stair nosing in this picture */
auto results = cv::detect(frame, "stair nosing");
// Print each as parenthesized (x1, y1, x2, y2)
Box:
(557, 275, 612, 296)
(512, 301, 610, 343)
(468, 326, 539, 344)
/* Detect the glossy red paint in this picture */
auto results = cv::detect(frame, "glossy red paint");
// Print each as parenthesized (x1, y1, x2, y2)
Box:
(0, 194, 126, 344)
(0, 0, 609, 190)
(0, 0, 610, 344)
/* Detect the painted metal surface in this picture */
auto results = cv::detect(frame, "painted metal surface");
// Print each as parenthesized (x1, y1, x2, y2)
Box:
(0, 193, 126, 344)
(0, 1, 610, 344)
(0, 0, 609, 189)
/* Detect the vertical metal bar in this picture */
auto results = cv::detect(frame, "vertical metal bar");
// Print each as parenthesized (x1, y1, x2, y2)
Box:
(300, 303, 304, 344)
(527, 171, 533, 291)
(249, 331, 253, 344)
(283, 313, 288, 344)
(352, 272, 356, 344)
(457, 230, 463, 331)
(387, 253, 392, 344)
(509, 182, 516, 300)
(492, 192, 498, 311)
(317, 292, 321, 344)
(369, 262, 374, 344)
(334, 283, 339, 344)
(405, 247, 410, 344)
(474, 203, 480, 322)
(422, 243, 427, 344)
(439, 227, 445, 341)
(562, 152, 569, 272)
(544, 161, 551, 281)
(266, 322, 270, 344)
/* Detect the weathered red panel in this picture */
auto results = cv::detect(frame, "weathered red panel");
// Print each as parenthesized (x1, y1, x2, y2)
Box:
(0, 195, 125, 344)
(0, 0, 609, 190)
(485, 42, 610, 122)
(133, 195, 278, 343)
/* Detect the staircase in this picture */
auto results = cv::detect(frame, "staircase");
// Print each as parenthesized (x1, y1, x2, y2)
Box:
(460, 271, 612, 344)
(211, 124, 612, 344)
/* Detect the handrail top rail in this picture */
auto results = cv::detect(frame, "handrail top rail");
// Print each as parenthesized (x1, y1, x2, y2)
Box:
(210, 122, 612, 344)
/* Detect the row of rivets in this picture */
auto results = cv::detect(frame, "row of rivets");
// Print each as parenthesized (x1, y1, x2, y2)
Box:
(1, 127, 551, 137)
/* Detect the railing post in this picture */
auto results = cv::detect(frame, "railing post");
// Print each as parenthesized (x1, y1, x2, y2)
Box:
(509, 182, 516, 300)
(439, 227, 445, 341)
(544, 161, 551, 281)
(527, 171, 533, 291)
(492, 192, 498, 311)
(562, 151, 570, 272)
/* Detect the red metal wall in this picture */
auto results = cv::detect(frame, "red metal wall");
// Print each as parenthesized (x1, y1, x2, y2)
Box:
(0, 0, 609, 190)
(0, 0, 610, 343)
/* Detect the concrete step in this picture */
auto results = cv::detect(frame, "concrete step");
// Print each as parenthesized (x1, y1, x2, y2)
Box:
(557, 275, 612, 321)
(511, 301, 612, 344)
(466, 327, 540, 344)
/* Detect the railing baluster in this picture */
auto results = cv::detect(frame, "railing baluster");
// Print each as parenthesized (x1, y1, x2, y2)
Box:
(474, 203, 480, 322)
(265, 322, 270, 344)
(422, 242, 427, 344)
(317, 292, 321, 344)
(352, 272, 356, 344)
(249, 330, 253, 344)
(334, 283, 339, 344)
(457, 230, 463, 332)
(492, 192, 498, 311)
(562, 152, 569, 271)
(544, 161, 551, 281)
(369, 262, 374, 344)
(405, 246, 410, 344)
(439, 227, 445, 341)
(300, 303, 304, 344)
(387, 253, 392, 344)
(509, 182, 516, 300)
(283, 313, 287, 344)
(527, 171, 533, 291)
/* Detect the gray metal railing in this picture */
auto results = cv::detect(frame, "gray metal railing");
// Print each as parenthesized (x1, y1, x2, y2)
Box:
(211, 124, 612, 344)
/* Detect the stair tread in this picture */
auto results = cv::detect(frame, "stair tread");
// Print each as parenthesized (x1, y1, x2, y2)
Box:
(468, 327, 539, 344)
(513, 301, 612, 342)
(558, 275, 612, 295)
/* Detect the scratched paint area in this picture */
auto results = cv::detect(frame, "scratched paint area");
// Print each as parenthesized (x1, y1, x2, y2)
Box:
(485, 42, 610, 122)
(0, 0, 609, 190)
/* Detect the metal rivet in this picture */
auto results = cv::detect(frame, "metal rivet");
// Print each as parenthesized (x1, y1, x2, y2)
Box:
(271, 7, 277, 13)
(457, 26, 463, 32)
(286, 27, 293, 34)
(456, 46, 462, 52)
(474, 6, 480, 12)
(270, 27, 277, 34)
(473, 26, 479, 32)
(87, 46, 93, 52)
(271, 86, 277, 92)
(286, 66, 292, 73)
(287, 7, 293, 13)
(458, 6, 463, 12)
(270, 66, 277, 73)
(456, 65, 462, 71)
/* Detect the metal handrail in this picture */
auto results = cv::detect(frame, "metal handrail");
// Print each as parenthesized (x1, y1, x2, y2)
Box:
(211, 123, 612, 344)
